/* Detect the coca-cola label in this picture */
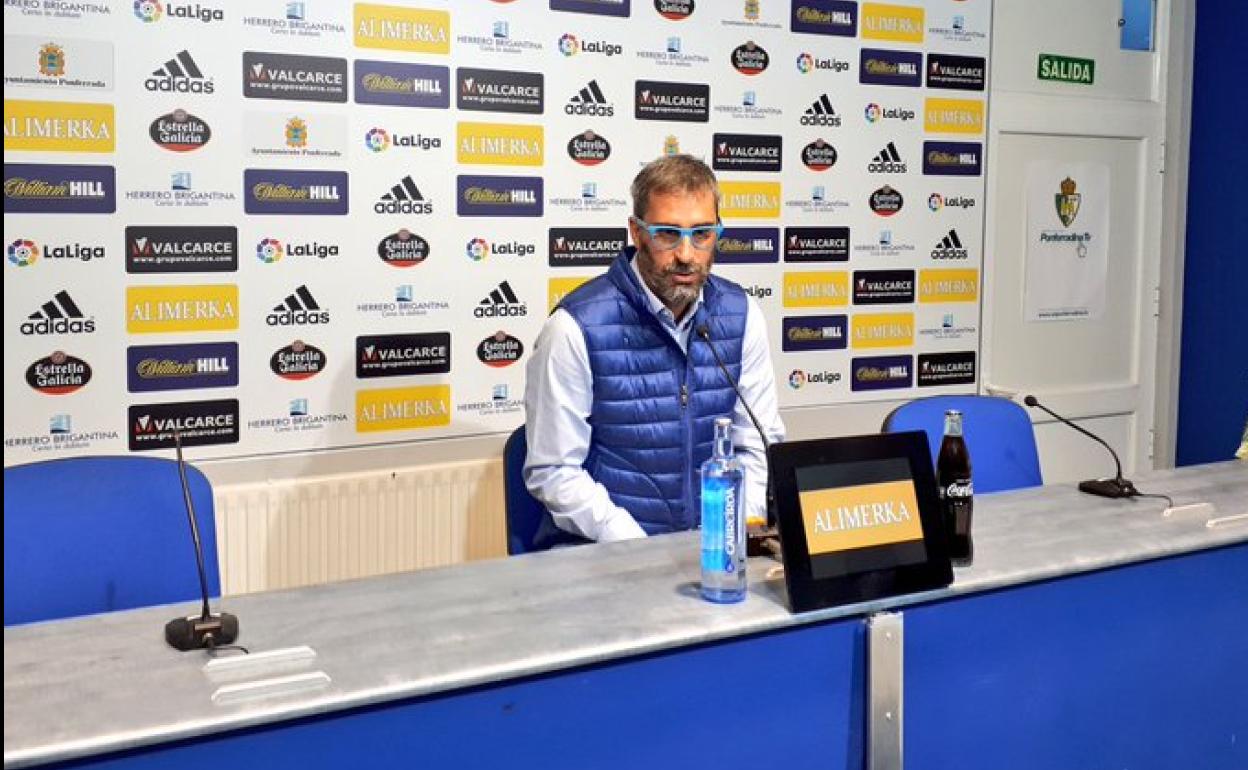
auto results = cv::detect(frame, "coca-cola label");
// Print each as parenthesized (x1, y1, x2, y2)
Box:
(941, 480, 973, 499)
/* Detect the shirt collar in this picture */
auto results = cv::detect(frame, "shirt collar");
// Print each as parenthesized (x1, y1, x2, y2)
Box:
(629, 252, 705, 328)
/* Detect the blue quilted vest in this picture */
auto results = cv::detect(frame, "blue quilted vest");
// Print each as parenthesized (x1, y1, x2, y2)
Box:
(543, 249, 748, 541)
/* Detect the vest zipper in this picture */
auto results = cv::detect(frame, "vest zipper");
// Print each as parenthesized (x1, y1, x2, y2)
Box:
(680, 384, 689, 407)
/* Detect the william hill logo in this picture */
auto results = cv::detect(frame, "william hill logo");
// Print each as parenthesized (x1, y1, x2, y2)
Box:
(566, 79, 615, 117)
(267, 285, 330, 326)
(144, 50, 214, 93)
(568, 130, 611, 165)
(475, 281, 528, 318)
(126, 285, 239, 334)
(356, 384, 452, 432)
(4, 100, 115, 153)
(456, 122, 544, 166)
(353, 4, 450, 54)
(377, 175, 434, 215)
(21, 291, 96, 336)
(719, 180, 781, 218)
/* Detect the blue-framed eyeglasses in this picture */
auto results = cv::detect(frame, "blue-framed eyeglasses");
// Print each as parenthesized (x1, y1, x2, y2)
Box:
(631, 216, 724, 252)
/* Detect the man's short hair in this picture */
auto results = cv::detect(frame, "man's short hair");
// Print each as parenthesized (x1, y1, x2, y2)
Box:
(630, 154, 719, 220)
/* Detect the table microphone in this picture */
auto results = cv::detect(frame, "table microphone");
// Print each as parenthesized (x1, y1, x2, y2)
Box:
(165, 428, 239, 651)
(695, 325, 778, 534)
(1022, 395, 1138, 499)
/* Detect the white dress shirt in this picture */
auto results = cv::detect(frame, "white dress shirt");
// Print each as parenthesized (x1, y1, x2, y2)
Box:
(523, 257, 786, 542)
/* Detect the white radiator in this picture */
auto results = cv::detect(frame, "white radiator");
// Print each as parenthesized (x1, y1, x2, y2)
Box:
(212, 459, 507, 596)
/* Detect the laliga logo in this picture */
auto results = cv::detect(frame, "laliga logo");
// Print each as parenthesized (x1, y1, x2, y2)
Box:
(364, 128, 391, 153)
(466, 238, 489, 261)
(8, 239, 39, 267)
(864, 103, 882, 123)
(796, 53, 814, 73)
(928, 193, 944, 211)
(134, 0, 162, 21)
(558, 33, 580, 56)
(256, 238, 283, 263)
(788, 370, 807, 389)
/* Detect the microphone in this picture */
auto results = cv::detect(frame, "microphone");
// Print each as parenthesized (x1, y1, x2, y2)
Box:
(1022, 395, 1138, 499)
(696, 325, 776, 529)
(165, 428, 239, 651)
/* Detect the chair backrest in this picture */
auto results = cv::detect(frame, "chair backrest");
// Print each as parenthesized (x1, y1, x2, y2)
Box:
(4, 456, 221, 626)
(882, 395, 1043, 494)
(503, 427, 548, 555)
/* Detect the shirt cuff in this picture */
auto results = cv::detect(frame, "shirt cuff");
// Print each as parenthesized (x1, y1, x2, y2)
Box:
(596, 512, 648, 542)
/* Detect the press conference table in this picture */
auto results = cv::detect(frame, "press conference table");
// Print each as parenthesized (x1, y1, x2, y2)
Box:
(5, 463, 1247, 770)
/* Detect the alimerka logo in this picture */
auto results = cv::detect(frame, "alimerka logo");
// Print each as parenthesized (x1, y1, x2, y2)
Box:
(355, 385, 452, 432)
(126, 285, 239, 334)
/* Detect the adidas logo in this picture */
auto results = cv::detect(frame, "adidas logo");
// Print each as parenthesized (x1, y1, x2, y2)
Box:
(21, 290, 95, 335)
(932, 229, 969, 260)
(868, 141, 907, 174)
(474, 281, 527, 318)
(801, 94, 842, 127)
(144, 50, 214, 94)
(375, 175, 433, 215)
(266, 285, 330, 326)
(565, 80, 613, 117)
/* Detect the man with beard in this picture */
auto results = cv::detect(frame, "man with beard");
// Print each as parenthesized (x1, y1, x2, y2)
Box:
(523, 154, 785, 546)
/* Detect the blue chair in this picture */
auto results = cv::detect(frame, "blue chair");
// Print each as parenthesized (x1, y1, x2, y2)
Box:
(503, 427, 588, 554)
(882, 395, 1043, 494)
(4, 456, 222, 626)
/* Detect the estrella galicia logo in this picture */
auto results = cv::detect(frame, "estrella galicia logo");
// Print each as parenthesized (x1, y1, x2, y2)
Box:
(244, 169, 348, 215)
(781, 315, 847, 351)
(731, 41, 769, 75)
(791, 1, 857, 37)
(859, 48, 922, 87)
(922, 141, 982, 176)
(128, 399, 240, 451)
(712, 133, 782, 172)
(926, 54, 987, 91)
(549, 227, 627, 267)
(357, 333, 452, 378)
(784, 226, 849, 262)
(125, 225, 238, 273)
(378, 229, 431, 267)
(354, 60, 450, 108)
(869, 185, 904, 216)
(477, 331, 524, 368)
(716, 227, 779, 264)
(851, 355, 913, 391)
(4, 163, 115, 214)
(801, 138, 838, 170)
(635, 79, 710, 122)
(457, 175, 543, 217)
(126, 342, 239, 392)
(267, 285, 329, 326)
(149, 109, 211, 152)
(21, 290, 95, 335)
(550, 0, 631, 17)
(917, 351, 976, 387)
(457, 67, 544, 114)
(26, 350, 92, 394)
(853, 269, 916, 305)
(654, 0, 693, 20)
(271, 340, 326, 380)
(243, 51, 348, 103)
(568, 130, 611, 165)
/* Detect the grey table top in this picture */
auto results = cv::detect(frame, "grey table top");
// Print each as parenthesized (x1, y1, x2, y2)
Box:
(5, 462, 1247, 768)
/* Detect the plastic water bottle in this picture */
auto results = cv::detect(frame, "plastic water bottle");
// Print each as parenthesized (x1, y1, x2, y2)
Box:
(701, 417, 746, 603)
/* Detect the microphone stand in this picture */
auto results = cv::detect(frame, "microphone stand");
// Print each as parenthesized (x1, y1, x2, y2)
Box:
(1023, 395, 1138, 499)
(696, 326, 780, 558)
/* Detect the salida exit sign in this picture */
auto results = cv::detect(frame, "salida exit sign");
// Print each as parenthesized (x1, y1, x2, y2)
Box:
(1038, 53, 1095, 85)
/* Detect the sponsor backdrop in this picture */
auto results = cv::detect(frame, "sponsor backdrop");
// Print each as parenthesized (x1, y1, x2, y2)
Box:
(3, 0, 990, 463)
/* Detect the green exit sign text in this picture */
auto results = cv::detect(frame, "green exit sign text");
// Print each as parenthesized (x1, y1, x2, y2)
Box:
(1038, 53, 1096, 85)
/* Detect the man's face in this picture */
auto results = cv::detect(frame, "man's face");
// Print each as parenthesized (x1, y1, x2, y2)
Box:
(629, 187, 718, 318)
